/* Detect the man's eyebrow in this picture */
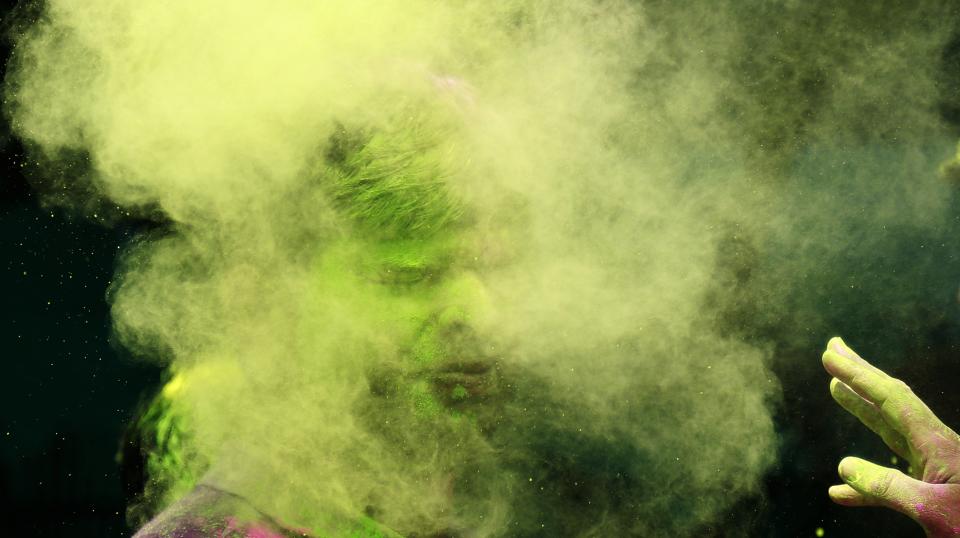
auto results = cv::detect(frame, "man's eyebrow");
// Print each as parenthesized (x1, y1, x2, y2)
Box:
(379, 254, 451, 271)
(374, 239, 458, 267)
(376, 250, 425, 267)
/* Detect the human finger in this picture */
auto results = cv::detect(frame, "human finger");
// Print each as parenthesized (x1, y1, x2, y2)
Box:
(830, 377, 911, 461)
(836, 456, 927, 519)
(828, 484, 872, 507)
(826, 337, 884, 374)
(821, 346, 891, 405)
(822, 344, 943, 444)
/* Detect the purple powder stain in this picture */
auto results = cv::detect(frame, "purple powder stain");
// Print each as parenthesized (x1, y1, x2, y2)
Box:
(246, 525, 286, 538)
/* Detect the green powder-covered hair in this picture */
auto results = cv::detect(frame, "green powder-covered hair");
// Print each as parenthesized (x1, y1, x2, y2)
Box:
(120, 374, 207, 528)
(321, 107, 466, 239)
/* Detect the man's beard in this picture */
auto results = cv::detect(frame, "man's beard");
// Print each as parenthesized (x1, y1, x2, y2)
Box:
(356, 332, 660, 537)
(370, 316, 506, 416)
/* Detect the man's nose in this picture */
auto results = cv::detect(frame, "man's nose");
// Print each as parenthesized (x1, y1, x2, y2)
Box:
(434, 271, 492, 329)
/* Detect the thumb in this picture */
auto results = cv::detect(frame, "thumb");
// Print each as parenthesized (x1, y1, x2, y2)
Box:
(835, 456, 927, 518)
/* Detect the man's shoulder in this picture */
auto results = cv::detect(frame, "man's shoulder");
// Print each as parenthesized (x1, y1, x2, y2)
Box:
(133, 485, 313, 538)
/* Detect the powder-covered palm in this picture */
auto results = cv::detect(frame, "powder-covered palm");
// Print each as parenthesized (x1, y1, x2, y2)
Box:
(823, 337, 960, 537)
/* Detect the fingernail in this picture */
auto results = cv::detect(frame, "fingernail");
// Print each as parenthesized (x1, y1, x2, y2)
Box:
(831, 337, 855, 360)
(838, 457, 858, 480)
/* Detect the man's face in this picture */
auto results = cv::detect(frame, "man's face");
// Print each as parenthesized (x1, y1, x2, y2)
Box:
(310, 227, 503, 423)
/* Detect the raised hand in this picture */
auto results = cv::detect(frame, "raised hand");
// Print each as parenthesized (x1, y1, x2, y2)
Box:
(823, 337, 960, 537)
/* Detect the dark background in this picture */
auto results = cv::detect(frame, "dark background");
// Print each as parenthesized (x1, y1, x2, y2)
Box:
(4, 1, 960, 537)
(0, 2, 163, 535)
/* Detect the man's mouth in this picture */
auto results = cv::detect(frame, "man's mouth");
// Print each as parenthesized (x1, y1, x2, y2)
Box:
(428, 357, 499, 405)
(435, 359, 493, 375)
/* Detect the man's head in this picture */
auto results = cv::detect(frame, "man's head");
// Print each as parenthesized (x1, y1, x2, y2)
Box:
(313, 99, 506, 422)
(125, 93, 519, 535)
